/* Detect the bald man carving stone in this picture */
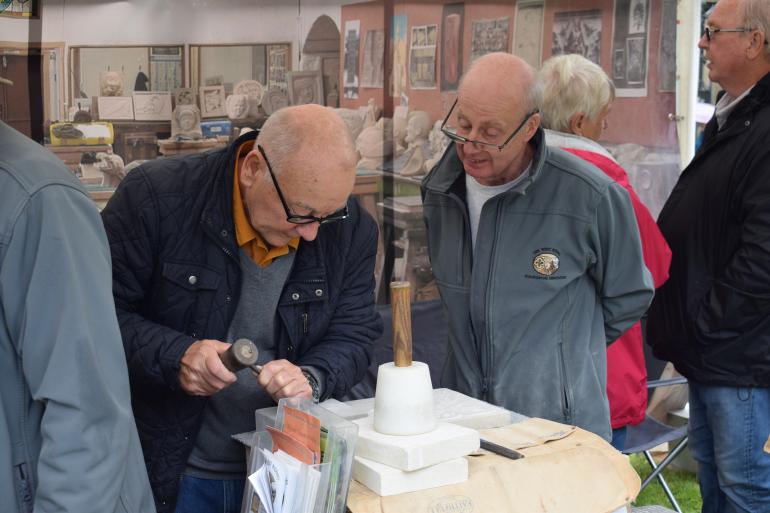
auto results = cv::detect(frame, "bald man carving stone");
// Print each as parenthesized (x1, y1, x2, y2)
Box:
(101, 104, 383, 513)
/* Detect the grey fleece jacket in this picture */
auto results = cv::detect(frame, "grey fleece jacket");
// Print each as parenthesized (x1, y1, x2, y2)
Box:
(0, 121, 155, 513)
(421, 129, 654, 440)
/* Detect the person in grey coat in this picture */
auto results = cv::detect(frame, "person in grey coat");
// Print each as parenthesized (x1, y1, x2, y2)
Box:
(0, 121, 155, 513)
(422, 53, 654, 441)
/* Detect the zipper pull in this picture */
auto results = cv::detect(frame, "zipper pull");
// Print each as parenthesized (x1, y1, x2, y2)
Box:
(302, 312, 308, 334)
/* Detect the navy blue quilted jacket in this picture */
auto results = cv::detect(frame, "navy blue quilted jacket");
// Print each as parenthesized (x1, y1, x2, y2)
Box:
(101, 130, 382, 513)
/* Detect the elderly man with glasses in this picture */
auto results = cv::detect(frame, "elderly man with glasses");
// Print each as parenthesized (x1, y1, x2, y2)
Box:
(421, 52, 654, 441)
(101, 104, 382, 513)
(647, 0, 770, 511)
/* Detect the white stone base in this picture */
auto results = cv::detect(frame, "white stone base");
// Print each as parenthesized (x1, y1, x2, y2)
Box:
(354, 416, 479, 471)
(353, 455, 468, 496)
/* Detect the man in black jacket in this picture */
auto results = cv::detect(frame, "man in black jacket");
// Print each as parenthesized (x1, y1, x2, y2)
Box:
(647, 0, 770, 511)
(102, 104, 382, 513)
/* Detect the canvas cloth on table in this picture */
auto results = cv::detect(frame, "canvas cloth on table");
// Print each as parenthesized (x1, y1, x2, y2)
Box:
(347, 417, 641, 513)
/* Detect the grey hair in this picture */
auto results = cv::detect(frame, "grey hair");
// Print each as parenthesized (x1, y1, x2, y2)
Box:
(743, 0, 770, 57)
(536, 54, 615, 133)
(256, 105, 357, 179)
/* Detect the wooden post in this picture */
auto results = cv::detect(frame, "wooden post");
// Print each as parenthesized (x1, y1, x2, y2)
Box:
(390, 281, 412, 367)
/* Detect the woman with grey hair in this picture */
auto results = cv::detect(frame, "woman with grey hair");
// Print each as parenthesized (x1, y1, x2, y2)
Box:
(538, 53, 672, 452)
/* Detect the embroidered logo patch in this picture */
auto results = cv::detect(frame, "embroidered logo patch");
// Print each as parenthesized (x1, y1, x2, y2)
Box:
(533, 252, 560, 276)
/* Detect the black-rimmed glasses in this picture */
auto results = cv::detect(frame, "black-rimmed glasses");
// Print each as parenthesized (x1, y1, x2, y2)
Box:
(703, 25, 767, 44)
(257, 145, 349, 225)
(440, 98, 539, 152)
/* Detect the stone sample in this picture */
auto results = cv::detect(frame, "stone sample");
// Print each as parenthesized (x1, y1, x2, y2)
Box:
(353, 455, 468, 496)
(354, 416, 479, 471)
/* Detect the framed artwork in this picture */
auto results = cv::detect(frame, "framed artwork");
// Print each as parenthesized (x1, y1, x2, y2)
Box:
(612, 0, 650, 97)
(133, 91, 173, 121)
(514, 2, 544, 69)
(441, 3, 464, 91)
(628, 0, 647, 34)
(658, 0, 677, 92)
(287, 71, 323, 106)
(613, 49, 625, 80)
(174, 87, 196, 106)
(97, 96, 134, 121)
(0, 0, 37, 18)
(409, 24, 437, 89)
(390, 14, 408, 98)
(267, 44, 290, 93)
(343, 20, 361, 99)
(626, 36, 646, 85)
(199, 85, 226, 118)
(361, 29, 385, 88)
(470, 17, 510, 62)
(552, 10, 602, 65)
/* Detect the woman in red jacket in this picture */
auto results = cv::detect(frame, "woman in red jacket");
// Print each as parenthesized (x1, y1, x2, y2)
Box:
(537, 54, 672, 450)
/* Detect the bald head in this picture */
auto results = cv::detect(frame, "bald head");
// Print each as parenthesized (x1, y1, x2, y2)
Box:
(258, 104, 357, 185)
(459, 53, 540, 113)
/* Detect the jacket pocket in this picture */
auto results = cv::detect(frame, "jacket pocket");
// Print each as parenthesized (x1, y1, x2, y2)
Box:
(162, 261, 221, 291)
(14, 463, 33, 513)
(160, 261, 222, 334)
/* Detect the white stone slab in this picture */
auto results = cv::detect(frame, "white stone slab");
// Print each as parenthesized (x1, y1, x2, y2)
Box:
(354, 416, 479, 471)
(353, 455, 468, 497)
(318, 398, 369, 421)
(432, 388, 513, 429)
(344, 388, 514, 429)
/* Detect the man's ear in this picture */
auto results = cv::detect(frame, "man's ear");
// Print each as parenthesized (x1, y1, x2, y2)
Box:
(747, 30, 768, 59)
(239, 150, 263, 189)
(524, 111, 541, 141)
(569, 112, 586, 137)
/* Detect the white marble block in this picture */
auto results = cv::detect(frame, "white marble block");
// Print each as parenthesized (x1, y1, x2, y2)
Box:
(343, 388, 513, 429)
(354, 416, 479, 471)
(353, 455, 468, 496)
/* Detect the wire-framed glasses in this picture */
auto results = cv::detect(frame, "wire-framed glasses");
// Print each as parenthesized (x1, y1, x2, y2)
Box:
(440, 98, 538, 152)
(257, 145, 349, 225)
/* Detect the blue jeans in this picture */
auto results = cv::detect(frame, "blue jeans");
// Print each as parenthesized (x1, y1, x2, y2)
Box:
(611, 426, 627, 451)
(688, 382, 770, 513)
(174, 475, 245, 513)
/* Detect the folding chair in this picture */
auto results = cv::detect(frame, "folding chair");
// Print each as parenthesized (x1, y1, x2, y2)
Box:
(622, 376, 689, 513)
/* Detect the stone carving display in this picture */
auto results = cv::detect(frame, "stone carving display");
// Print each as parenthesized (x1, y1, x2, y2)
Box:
(225, 94, 251, 120)
(262, 87, 289, 115)
(99, 70, 124, 96)
(404, 111, 432, 151)
(393, 106, 409, 155)
(356, 117, 393, 170)
(234, 80, 265, 104)
(398, 145, 427, 177)
(331, 107, 366, 145)
(97, 96, 134, 120)
(233, 80, 265, 118)
(424, 120, 450, 173)
(174, 87, 196, 106)
(199, 85, 226, 118)
(171, 104, 203, 140)
(133, 92, 172, 121)
(362, 98, 382, 129)
(94, 152, 126, 187)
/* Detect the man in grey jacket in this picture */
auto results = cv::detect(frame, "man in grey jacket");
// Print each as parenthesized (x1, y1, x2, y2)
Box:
(0, 121, 155, 513)
(422, 53, 654, 441)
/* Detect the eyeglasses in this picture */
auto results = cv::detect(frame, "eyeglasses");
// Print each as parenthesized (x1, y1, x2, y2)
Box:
(257, 145, 349, 225)
(440, 98, 538, 152)
(702, 25, 764, 42)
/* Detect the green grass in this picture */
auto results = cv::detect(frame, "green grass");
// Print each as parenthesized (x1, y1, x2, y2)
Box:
(630, 454, 702, 513)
